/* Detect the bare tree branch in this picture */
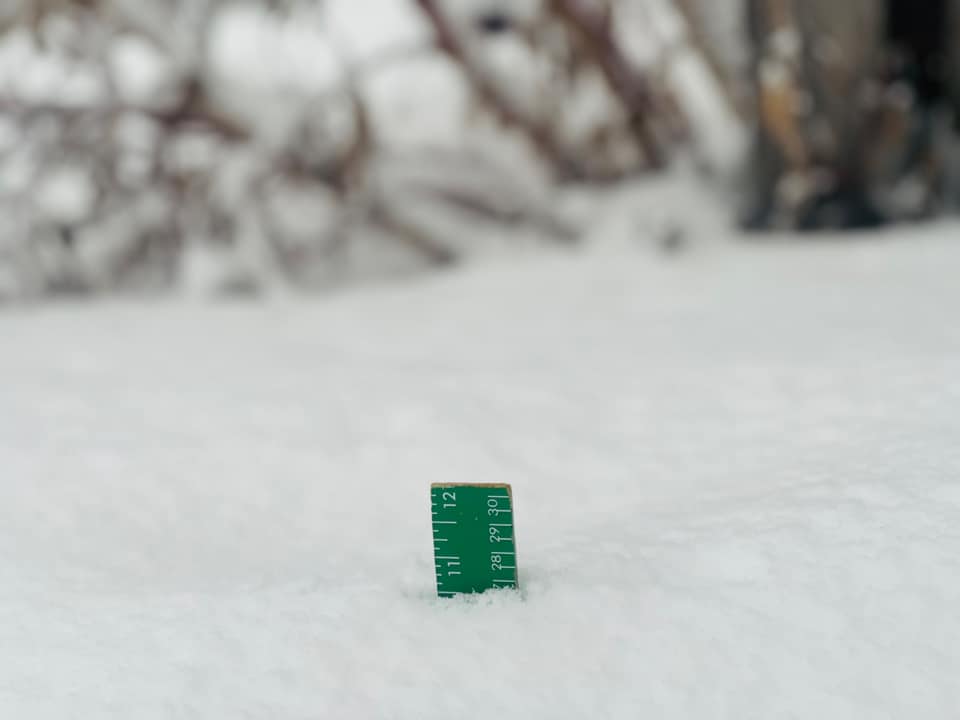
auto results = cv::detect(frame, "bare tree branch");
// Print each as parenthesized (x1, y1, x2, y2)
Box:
(414, 0, 588, 181)
(548, 0, 667, 169)
(368, 200, 459, 267)
(671, 0, 748, 121)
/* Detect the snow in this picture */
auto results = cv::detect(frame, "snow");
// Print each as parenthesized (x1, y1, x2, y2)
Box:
(208, 6, 345, 97)
(35, 166, 98, 225)
(0, 29, 106, 108)
(323, 0, 429, 65)
(362, 54, 470, 150)
(109, 35, 177, 108)
(3, 209, 960, 717)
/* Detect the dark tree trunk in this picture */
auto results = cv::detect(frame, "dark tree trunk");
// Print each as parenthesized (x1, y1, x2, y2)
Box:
(741, 0, 958, 231)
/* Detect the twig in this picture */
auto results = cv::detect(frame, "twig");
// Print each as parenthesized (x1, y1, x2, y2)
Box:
(549, 0, 667, 168)
(414, 0, 587, 181)
(671, 0, 748, 121)
(368, 199, 459, 267)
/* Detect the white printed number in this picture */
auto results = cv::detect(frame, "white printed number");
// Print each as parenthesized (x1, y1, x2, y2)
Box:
(487, 497, 507, 516)
(442, 491, 456, 509)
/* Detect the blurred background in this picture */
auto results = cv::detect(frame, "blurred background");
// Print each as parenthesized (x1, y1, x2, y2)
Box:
(0, 0, 958, 301)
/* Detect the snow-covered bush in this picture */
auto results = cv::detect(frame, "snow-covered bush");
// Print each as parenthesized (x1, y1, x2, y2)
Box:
(0, 0, 743, 300)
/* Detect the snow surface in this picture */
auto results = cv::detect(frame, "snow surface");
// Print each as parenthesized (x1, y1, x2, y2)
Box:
(3, 215, 960, 718)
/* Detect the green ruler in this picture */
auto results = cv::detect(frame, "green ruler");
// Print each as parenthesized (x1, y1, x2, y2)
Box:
(431, 483, 519, 597)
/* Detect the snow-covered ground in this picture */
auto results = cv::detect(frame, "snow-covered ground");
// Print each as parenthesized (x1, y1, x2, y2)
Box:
(3, 218, 960, 718)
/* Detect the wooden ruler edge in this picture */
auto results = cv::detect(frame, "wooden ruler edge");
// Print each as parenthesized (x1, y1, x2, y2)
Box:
(430, 483, 512, 491)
